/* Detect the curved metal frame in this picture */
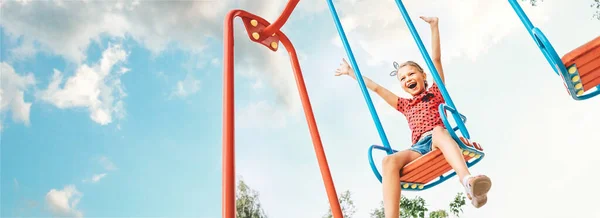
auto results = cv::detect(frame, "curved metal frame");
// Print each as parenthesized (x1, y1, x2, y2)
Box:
(508, 0, 600, 100)
(367, 104, 485, 191)
(222, 1, 344, 217)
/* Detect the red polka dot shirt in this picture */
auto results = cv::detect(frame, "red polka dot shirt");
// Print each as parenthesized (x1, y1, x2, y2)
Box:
(396, 82, 446, 144)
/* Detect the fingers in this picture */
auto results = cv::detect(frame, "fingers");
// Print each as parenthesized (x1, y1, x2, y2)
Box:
(419, 16, 439, 23)
(335, 58, 350, 77)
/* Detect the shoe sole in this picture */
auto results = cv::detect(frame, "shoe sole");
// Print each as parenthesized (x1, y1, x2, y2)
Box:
(469, 175, 492, 208)
(472, 195, 488, 208)
(471, 175, 492, 197)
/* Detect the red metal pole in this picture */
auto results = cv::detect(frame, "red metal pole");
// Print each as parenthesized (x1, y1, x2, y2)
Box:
(278, 33, 344, 218)
(222, 9, 240, 218)
(261, 0, 300, 38)
(222, 4, 344, 218)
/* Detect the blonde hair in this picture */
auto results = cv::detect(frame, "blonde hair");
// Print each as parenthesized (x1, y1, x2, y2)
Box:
(398, 61, 428, 87)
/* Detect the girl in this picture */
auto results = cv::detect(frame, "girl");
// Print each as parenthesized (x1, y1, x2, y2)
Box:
(334, 16, 492, 218)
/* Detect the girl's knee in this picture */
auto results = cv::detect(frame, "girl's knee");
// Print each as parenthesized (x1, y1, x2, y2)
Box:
(382, 155, 396, 169)
(382, 152, 411, 170)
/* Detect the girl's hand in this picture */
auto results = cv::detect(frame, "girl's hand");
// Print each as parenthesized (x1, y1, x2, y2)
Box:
(419, 16, 439, 26)
(335, 58, 352, 76)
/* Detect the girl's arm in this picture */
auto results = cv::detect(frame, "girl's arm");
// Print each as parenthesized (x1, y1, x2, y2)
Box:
(346, 70, 399, 109)
(421, 16, 445, 83)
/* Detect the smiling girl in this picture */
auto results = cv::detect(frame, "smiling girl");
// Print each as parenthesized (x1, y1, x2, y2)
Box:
(334, 16, 492, 218)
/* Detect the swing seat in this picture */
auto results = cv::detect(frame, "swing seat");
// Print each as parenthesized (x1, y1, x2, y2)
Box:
(367, 103, 485, 191)
(528, 27, 600, 100)
(367, 136, 485, 191)
(560, 36, 600, 96)
(398, 137, 484, 190)
(509, 0, 600, 100)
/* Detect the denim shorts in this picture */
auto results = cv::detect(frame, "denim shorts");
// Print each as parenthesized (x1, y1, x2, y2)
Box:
(409, 132, 433, 155)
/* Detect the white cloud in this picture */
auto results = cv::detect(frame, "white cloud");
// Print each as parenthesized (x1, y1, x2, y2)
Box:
(210, 58, 220, 66)
(236, 100, 287, 129)
(0, 62, 36, 127)
(9, 38, 37, 61)
(45, 185, 83, 218)
(328, 0, 551, 65)
(252, 80, 264, 90)
(97, 156, 117, 171)
(82, 173, 107, 183)
(1, 0, 314, 123)
(82, 156, 115, 184)
(36, 43, 129, 125)
(170, 73, 201, 98)
(0, 1, 130, 63)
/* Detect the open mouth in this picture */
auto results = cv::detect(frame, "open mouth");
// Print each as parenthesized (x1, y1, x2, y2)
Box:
(407, 81, 417, 89)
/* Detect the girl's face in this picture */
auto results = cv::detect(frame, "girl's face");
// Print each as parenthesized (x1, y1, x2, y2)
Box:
(397, 65, 427, 96)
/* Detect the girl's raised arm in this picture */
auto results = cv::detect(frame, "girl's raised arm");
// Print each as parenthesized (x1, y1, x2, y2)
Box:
(335, 58, 400, 109)
(420, 16, 445, 84)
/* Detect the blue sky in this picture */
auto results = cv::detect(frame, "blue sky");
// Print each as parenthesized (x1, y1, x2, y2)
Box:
(1, 0, 599, 218)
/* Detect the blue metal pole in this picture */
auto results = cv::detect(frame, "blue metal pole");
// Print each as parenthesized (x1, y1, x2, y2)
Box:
(325, 0, 393, 153)
(508, 0, 559, 75)
(393, 0, 470, 139)
(508, 0, 536, 39)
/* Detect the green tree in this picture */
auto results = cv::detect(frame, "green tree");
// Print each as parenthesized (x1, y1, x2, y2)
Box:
(370, 201, 386, 218)
(399, 195, 428, 218)
(369, 192, 466, 218)
(448, 193, 466, 217)
(236, 179, 268, 218)
(323, 190, 357, 218)
(429, 210, 449, 218)
(592, 0, 600, 20)
(523, 0, 542, 6)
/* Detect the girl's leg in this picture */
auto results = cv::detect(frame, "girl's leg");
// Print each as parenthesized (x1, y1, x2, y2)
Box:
(381, 150, 421, 218)
(430, 126, 491, 208)
(430, 126, 470, 180)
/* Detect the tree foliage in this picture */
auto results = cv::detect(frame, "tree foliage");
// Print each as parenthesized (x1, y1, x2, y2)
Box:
(524, 0, 600, 20)
(236, 179, 268, 218)
(323, 190, 357, 218)
(448, 193, 466, 217)
(368, 192, 466, 218)
(236, 179, 466, 218)
(524, 0, 542, 6)
(592, 0, 600, 20)
(429, 210, 449, 218)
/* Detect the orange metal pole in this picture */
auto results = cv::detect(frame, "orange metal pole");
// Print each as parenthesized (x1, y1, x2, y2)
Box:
(278, 33, 344, 218)
(261, 0, 300, 39)
(222, 9, 239, 218)
(222, 3, 344, 217)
